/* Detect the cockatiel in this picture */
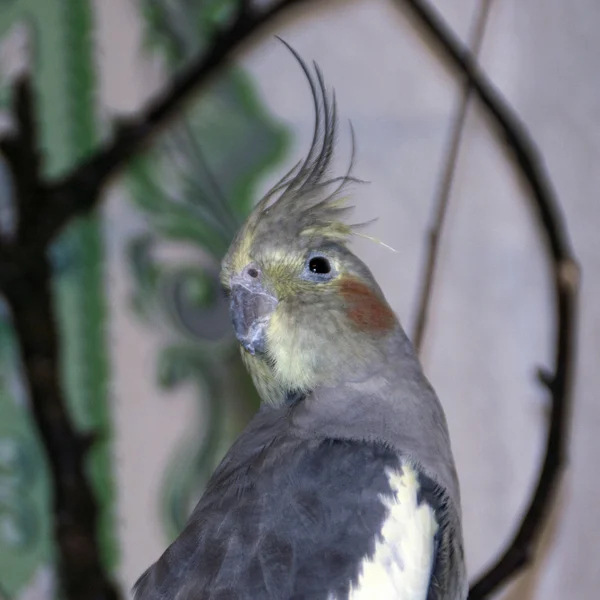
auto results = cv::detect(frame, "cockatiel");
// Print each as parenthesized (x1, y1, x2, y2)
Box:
(134, 44, 467, 600)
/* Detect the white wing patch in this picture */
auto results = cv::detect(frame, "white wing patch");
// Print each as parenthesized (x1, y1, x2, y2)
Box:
(341, 462, 438, 600)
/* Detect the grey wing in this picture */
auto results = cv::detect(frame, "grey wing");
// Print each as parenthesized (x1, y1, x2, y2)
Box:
(133, 437, 412, 599)
(133, 410, 465, 600)
(133, 406, 289, 600)
(419, 469, 467, 600)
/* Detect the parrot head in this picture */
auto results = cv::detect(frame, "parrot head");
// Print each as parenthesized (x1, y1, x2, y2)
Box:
(221, 44, 400, 406)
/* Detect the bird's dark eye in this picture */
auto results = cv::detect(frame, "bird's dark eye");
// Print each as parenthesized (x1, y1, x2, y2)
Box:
(308, 256, 331, 274)
(303, 252, 336, 282)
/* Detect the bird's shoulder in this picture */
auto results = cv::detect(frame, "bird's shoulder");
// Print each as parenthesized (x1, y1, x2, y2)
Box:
(133, 409, 458, 600)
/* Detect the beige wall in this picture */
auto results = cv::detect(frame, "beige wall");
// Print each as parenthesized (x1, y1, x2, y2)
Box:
(94, 1, 599, 598)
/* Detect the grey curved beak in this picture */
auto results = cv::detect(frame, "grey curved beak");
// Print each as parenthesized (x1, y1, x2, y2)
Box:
(229, 282, 278, 355)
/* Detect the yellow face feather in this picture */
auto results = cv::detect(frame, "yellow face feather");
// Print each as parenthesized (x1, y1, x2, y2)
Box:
(226, 243, 398, 405)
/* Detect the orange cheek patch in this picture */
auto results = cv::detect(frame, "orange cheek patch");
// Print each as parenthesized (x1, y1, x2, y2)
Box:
(339, 278, 396, 333)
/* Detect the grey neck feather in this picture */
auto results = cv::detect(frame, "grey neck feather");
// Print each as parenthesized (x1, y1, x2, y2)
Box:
(289, 325, 461, 510)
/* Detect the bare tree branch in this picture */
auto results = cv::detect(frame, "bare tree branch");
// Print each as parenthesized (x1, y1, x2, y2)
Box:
(411, 0, 493, 353)
(395, 0, 579, 597)
(4, 253, 118, 600)
(0, 78, 43, 245)
(0, 77, 121, 600)
(37, 0, 314, 252)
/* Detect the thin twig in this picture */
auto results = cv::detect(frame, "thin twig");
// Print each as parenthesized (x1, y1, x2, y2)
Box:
(0, 79, 42, 246)
(410, 0, 493, 353)
(36, 0, 314, 252)
(394, 0, 579, 597)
